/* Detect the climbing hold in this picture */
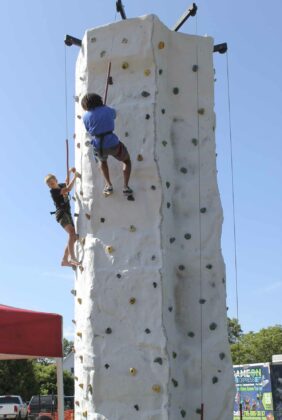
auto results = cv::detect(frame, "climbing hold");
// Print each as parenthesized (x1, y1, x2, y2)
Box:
(206, 264, 213, 269)
(192, 138, 198, 146)
(76, 332, 82, 338)
(162, 140, 167, 147)
(180, 167, 187, 174)
(79, 355, 83, 362)
(121, 38, 128, 44)
(141, 91, 150, 97)
(192, 64, 198, 72)
(79, 383, 84, 389)
(222, 278, 226, 284)
(134, 405, 139, 411)
(167, 202, 171, 208)
(80, 190, 83, 196)
(129, 297, 136, 305)
(145, 114, 150, 120)
(152, 384, 161, 393)
(173, 87, 179, 95)
(200, 207, 207, 213)
(74, 376, 78, 381)
(77, 298, 82, 304)
(71, 289, 76, 296)
(73, 133, 76, 139)
(72, 196, 76, 201)
(154, 357, 163, 365)
(73, 95, 79, 102)
(127, 195, 135, 201)
(100, 50, 106, 58)
(75, 401, 80, 406)
(105, 363, 110, 369)
(158, 69, 163, 75)
(199, 298, 206, 304)
(172, 352, 177, 359)
(171, 378, 178, 387)
(209, 322, 217, 330)
(105, 327, 112, 334)
(145, 328, 151, 334)
(144, 69, 151, 76)
(90, 37, 96, 43)
(130, 368, 137, 376)
(74, 213, 79, 217)
(137, 154, 143, 161)
(184, 233, 192, 240)
(188, 331, 195, 337)
(122, 62, 129, 69)
(116, 273, 121, 279)
(196, 408, 202, 414)
(168, 306, 173, 312)
(169, 237, 176, 244)
(151, 185, 156, 190)
(82, 411, 87, 418)
(178, 265, 185, 271)
(72, 319, 76, 324)
(158, 41, 165, 49)
(106, 245, 114, 254)
(77, 115, 82, 119)
(180, 409, 186, 418)
(100, 217, 105, 223)
(219, 352, 226, 360)
(153, 282, 157, 288)
(79, 76, 85, 81)
(88, 384, 93, 394)
(129, 225, 136, 232)
(198, 108, 205, 115)
(212, 376, 219, 384)
(85, 140, 90, 147)
(85, 214, 91, 220)
(166, 182, 170, 188)
(80, 238, 86, 246)
(161, 108, 166, 114)
(79, 266, 84, 273)
(124, 131, 129, 137)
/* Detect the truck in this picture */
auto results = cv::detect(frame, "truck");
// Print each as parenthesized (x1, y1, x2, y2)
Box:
(0, 395, 27, 419)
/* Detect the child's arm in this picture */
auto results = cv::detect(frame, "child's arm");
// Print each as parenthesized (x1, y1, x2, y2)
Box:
(61, 168, 79, 194)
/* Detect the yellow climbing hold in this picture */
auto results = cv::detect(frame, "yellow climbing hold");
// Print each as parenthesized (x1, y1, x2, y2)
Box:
(129, 297, 136, 305)
(144, 69, 151, 76)
(77, 332, 82, 338)
(77, 298, 82, 304)
(137, 154, 143, 161)
(158, 41, 165, 49)
(80, 237, 86, 246)
(152, 384, 161, 393)
(106, 245, 114, 254)
(129, 225, 136, 232)
(85, 214, 91, 220)
(82, 411, 88, 418)
(130, 367, 137, 376)
(74, 376, 78, 381)
(198, 108, 205, 115)
(79, 355, 83, 362)
(79, 383, 84, 389)
(88, 384, 93, 394)
(79, 266, 84, 273)
(122, 62, 129, 69)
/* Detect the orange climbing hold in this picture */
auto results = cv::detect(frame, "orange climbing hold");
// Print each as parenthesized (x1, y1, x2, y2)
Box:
(158, 41, 165, 49)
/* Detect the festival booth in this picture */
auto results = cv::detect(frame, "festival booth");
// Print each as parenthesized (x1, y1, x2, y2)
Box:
(0, 304, 64, 420)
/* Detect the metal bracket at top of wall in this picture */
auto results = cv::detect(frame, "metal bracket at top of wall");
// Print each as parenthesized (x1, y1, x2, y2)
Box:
(172, 3, 198, 32)
(213, 43, 228, 54)
(116, 0, 127, 20)
(64, 35, 82, 47)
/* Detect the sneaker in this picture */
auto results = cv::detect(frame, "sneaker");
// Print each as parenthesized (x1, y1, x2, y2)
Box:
(123, 186, 134, 196)
(103, 185, 113, 194)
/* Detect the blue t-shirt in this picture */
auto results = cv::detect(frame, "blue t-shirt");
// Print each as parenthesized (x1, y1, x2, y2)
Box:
(83, 105, 119, 149)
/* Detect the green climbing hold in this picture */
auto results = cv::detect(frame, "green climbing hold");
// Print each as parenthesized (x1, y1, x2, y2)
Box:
(184, 233, 191, 240)
(173, 87, 179, 95)
(200, 207, 207, 213)
(161, 109, 165, 114)
(167, 202, 171, 208)
(219, 352, 226, 360)
(162, 141, 167, 147)
(180, 409, 186, 418)
(105, 327, 112, 334)
(169, 237, 176, 243)
(192, 64, 198, 72)
(166, 182, 170, 188)
(105, 363, 110, 369)
(159, 69, 163, 75)
(145, 328, 151, 334)
(141, 91, 150, 97)
(153, 282, 157, 288)
(116, 273, 121, 278)
(209, 322, 217, 330)
(168, 306, 173, 312)
(180, 167, 187, 174)
(134, 405, 139, 411)
(188, 331, 195, 337)
(198, 108, 205, 115)
(192, 138, 198, 146)
(206, 264, 213, 269)
(178, 265, 185, 271)
(145, 114, 150, 120)
(154, 357, 163, 365)
(151, 185, 156, 190)
(100, 218, 105, 223)
(199, 298, 206, 304)
(212, 376, 218, 384)
(171, 378, 178, 387)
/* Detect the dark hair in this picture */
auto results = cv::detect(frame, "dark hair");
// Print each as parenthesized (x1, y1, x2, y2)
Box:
(81, 93, 103, 111)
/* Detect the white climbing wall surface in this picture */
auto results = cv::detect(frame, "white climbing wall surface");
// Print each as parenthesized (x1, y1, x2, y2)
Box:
(73, 14, 235, 420)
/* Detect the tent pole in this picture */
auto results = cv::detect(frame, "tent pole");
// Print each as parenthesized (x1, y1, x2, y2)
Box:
(56, 357, 64, 420)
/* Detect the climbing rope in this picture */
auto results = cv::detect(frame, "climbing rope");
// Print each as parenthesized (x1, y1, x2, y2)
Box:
(103, 11, 117, 104)
(64, 45, 70, 184)
(195, 15, 205, 420)
(225, 51, 242, 420)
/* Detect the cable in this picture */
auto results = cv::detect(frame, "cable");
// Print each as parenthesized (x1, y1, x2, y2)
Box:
(64, 45, 70, 183)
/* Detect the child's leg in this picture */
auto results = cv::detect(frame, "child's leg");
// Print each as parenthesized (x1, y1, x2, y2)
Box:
(122, 157, 131, 188)
(61, 245, 71, 266)
(64, 224, 80, 265)
(100, 160, 112, 187)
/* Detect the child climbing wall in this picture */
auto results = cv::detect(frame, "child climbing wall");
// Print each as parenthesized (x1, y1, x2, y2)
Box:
(72, 14, 235, 420)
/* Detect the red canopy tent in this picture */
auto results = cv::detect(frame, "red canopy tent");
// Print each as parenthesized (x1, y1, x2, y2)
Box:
(0, 304, 64, 420)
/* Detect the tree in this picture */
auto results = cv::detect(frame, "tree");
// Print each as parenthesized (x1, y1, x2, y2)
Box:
(228, 317, 243, 344)
(34, 363, 74, 395)
(0, 360, 39, 401)
(63, 338, 74, 357)
(231, 325, 282, 365)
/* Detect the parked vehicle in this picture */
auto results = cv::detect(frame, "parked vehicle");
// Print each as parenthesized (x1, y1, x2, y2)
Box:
(0, 395, 28, 419)
(27, 395, 74, 420)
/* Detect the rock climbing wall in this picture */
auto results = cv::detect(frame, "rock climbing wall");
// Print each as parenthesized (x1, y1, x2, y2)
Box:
(73, 14, 235, 420)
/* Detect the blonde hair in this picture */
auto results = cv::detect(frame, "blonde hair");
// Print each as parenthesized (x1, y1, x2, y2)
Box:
(44, 174, 56, 184)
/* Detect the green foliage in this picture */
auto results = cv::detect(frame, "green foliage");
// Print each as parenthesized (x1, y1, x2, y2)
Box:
(63, 338, 74, 357)
(231, 325, 282, 365)
(228, 317, 243, 344)
(33, 363, 74, 396)
(0, 360, 39, 401)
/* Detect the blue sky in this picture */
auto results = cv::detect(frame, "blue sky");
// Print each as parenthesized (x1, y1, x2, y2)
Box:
(0, 0, 281, 339)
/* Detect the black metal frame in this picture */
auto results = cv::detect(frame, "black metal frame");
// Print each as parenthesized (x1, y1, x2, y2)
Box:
(64, 35, 82, 47)
(172, 3, 197, 32)
(213, 43, 228, 54)
(116, 0, 127, 20)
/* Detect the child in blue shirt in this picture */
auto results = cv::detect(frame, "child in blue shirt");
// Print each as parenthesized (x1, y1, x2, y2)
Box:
(81, 93, 133, 196)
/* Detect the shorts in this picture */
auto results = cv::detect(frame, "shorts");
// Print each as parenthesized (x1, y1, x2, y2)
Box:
(94, 141, 129, 163)
(56, 211, 74, 228)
